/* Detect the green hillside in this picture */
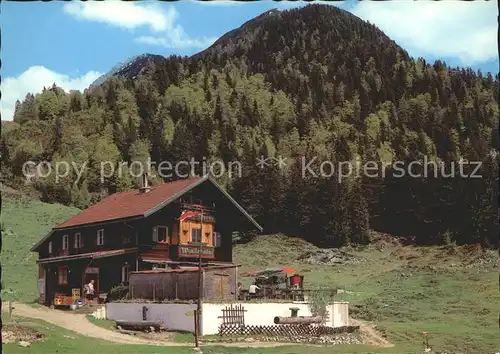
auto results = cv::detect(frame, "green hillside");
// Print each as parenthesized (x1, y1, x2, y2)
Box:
(1, 194, 80, 302)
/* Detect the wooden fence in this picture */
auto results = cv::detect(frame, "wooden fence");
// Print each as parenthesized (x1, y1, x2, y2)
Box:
(218, 304, 246, 325)
(128, 266, 237, 301)
(129, 272, 199, 300)
(218, 324, 360, 337)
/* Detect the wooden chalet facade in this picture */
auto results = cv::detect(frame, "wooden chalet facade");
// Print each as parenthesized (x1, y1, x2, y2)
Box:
(31, 175, 262, 306)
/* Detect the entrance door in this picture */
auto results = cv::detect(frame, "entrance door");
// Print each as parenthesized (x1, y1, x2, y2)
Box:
(84, 267, 100, 302)
(45, 266, 57, 306)
(215, 273, 229, 300)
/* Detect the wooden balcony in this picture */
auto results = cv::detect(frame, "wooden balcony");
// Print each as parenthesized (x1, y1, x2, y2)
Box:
(57, 249, 69, 257)
(180, 202, 215, 213)
(183, 214, 216, 223)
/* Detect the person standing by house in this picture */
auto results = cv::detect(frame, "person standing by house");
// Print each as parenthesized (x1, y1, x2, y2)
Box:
(236, 282, 243, 299)
(84, 279, 95, 304)
(248, 282, 260, 297)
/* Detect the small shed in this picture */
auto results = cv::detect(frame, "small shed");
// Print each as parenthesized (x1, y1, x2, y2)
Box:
(128, 265, 238, 301)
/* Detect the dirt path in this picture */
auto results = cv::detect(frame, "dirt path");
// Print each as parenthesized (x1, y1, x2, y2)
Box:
(1, 302, 290, 348)
(349, 318, 394, 348)
(3, 302, 183, 346)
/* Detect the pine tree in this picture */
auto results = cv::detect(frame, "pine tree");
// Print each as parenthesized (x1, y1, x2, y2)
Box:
(53, 116, 63, 154)
(348, 178, 370, 244)
(116, 164, 134, 192)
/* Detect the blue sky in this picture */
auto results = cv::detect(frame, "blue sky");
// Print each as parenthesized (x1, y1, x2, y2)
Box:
(1, 0, 498, 120)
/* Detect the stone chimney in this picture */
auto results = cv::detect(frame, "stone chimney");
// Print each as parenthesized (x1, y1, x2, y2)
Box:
(139, 173, 151, 193)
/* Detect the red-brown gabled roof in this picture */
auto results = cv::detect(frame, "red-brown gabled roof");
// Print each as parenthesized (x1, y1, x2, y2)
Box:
(31, 175, 262, 253)
(55, 177, 203, 229)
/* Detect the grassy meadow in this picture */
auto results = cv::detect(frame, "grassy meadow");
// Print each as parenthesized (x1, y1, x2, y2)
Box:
(1, 194, 80, 302)
(1, 194, 499, 353)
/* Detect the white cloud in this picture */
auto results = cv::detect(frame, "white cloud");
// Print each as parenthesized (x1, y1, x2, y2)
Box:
(63, 1, 214, 50)
(1, 66, 103, 121)
(189, 0, 245, 6)
(350, 1, 498, 65)
(63, 1, 176, 32)
(136, 32, 217, 50)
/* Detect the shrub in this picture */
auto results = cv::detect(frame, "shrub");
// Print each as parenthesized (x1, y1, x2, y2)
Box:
(108, 283, 129, 302)
(308, 287, 333, 321)
(440, 230, 455, 246)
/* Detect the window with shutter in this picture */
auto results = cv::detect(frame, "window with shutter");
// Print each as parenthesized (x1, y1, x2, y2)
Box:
(96, 229, 104, 245)
(74, 233, 83, 248)
(213, 232, 222, 248)
(153, 226, 168, 243)
(58, 266, 68, 285)
(191, 228, 202, 243)
(62, 235, 69, 250)
(158, 226, 168, 243)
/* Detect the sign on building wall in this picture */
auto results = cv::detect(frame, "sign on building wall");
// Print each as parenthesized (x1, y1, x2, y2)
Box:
(85, 267, 99, 274)
(179, 245, 215, 258)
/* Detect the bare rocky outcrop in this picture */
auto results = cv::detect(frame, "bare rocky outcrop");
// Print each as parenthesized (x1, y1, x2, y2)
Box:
(298, 248, 366, 266)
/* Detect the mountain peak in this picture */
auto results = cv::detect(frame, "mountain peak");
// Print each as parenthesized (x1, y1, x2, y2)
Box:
(91, 4, 407, 89)
(90, 53, 167, 88)
(193, 3, 407, 64)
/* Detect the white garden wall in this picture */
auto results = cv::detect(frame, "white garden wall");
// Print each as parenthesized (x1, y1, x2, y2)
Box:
(105, 301, 349, 335)
(332, 301, 349, 328)
(106, 303, 197, 332)
(201, 301, 349, 335)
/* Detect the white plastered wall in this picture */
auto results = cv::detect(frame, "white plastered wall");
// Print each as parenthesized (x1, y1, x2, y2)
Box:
(105, 301, 349, 335)
(201, 301, 349, 335)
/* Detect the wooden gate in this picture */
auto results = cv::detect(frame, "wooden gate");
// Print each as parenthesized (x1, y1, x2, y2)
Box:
(218, 304, 246, 325)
